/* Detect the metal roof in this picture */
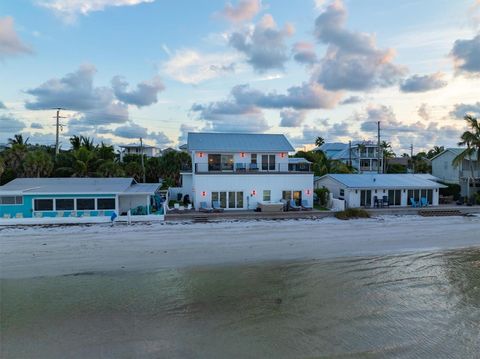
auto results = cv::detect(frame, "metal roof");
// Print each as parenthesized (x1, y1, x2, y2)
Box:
(120, 143, 158, 149)
(187, 132, 294, 152)
(0, 178, 160, 194)
(124, 183, 161, 193)
(315, 142, 347, 152)
(430, 148, 477, 161)
(317, 174, 446, 189)
(288, 157, 312, 164)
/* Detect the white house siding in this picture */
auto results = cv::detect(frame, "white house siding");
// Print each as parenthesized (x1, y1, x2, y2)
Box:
(192, 174, 313, 210)
(431, 151, 460, 184)
(118, 194, 150, 214)
(315, 177, 344, 198)
(192, 151, 290, 172)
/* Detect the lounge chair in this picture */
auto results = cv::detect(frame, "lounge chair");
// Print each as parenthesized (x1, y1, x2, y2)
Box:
(3, 214, 11, 219)
(301, 200, 312, 211)
(15, 213, 23, 218)
(382, 196, 389, 207)
(212, 200, 224, 212)
(420, 197, 429, 207)
(249, 163, 259, 171)
(34, 212, 42, 218)
(199, 201, 213, 213)
(235, 163, 246, 172)
(289, 199, 301, 211)
(410, 198, 418, 208)
(187, 204, 192, 210)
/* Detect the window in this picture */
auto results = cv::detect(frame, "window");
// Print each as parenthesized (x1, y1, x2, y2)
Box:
(251, 154, 257, 164)
(97, 198, 115, 210)
(55, 198, 74, 211)
(340, 189, 345, 197)
(282, 191, 292, 201)
(208, 154, 233, 171)
(221, 154, 234, 171)
(261, 154, 276, 171)
(263, 190, 271, 201)
(0, 196, 23, 205)
(77, 198, 95, 210)
(34, 199, 53, 211)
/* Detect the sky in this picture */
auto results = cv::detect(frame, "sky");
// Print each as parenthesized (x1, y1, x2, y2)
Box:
(0, 0, 479, 154)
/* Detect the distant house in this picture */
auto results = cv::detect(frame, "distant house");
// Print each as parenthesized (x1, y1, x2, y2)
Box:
(179, 132, 314, 210)
(315, 140, 383, 173)
(119, 143, 161, 161)
(0, 178, 162, 219)
(315, 174, 445, 207)
(431, 148, 479, 196)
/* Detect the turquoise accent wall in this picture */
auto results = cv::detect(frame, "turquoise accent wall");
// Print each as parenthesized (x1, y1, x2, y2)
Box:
(0, 194, 116, 218)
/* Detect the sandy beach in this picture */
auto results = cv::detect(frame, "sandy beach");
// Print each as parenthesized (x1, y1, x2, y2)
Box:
(1, 215, 479, 279)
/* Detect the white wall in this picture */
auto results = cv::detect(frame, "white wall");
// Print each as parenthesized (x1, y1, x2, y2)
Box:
(432, 151, 460, 184)
(118, 194, 149, 214)
(192, 173, 313, 210)
(191, 151, 290, 171)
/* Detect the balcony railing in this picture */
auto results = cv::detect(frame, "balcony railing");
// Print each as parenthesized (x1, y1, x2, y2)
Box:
(191, 162, 312, 174)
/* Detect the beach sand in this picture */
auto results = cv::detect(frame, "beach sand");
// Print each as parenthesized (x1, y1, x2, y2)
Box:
(1, 215, 479, 279)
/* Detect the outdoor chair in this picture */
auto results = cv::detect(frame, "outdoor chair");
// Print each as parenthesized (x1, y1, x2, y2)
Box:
(3, 214, 11, 219)
(373, 196, 380, 208)
(289, 199, 301, 211)
(249, 163, 259, 171)
(56, 211, 64, 217)
(187, 204, 192, 210)
(15, 213, 23, 218)
(235, 163, 246, 172)
(420, 197, 429, 207)
(382, 196, 389, 207)
(410, 198, 418, 208)
(34, 212, 42, 218)
(301, 200, 313, 211)
(199, 201, 213, 213)
(212, 200, 224, 212)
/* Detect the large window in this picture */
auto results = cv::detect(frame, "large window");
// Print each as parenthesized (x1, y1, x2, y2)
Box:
(360, 190, 372, 207)
(77, 198, 95, 210)
(0, 196, 23, 205)
(388, 190, 401, 206)
(212, 191, 243, 209)
(263, 190, 271, 201)
(261, 154, 276, 171)
(55, 198, 74, 211)
(208, 154, 233, 171)
(97, 198, 116, 210)
(34, 199, 53, 211)
(282, 191, 292, 201)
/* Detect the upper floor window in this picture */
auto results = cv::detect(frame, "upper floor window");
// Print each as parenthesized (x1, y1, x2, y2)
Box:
(261, 154, 276, 171)
(263, 190, 271, 201)
(208, 154, 233, 171)
(251, 154, 257, 164)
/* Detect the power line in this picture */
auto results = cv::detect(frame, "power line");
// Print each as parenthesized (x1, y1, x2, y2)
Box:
(52, 108, 66, 156)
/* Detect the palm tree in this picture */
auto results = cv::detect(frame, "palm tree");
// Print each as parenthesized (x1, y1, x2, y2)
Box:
(23, 150, 54, 177)
(8, 134, 28, 147)
(69, 135, 81, 150)
(0, 156, 4, 178)
(427, 145, 444, 159)
(380, 141, 395, 173)
(72, 147, 95, 177)
(80, 136, 96, 151)
(125, 161, 144, 182)
(452, 115, 480, 200)
(315, 136, 325, 148)
(97, 160, 125, 177)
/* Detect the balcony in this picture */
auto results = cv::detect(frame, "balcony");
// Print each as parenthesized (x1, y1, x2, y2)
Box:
(191, 162, 312, 174)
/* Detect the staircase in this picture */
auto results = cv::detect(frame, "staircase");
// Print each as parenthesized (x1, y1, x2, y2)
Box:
(418, 209, 464, 217)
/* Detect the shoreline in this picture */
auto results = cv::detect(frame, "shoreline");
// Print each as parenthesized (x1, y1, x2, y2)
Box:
(1, 215, 479, 279)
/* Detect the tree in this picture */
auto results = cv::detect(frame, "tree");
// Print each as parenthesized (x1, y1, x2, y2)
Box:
(315, 136, 325, 148)
(125, 161, 144, 182)
(427, 146, 444, 159)
(8, 134, 28, 146)
(380, 141, 395, 173)
(69, 135, 81, 151)
(72, 147, 95, 177)
(23, 150, 54, 177)
(3, 143, 28, 177)
(97, 160, 125, 177)
(452, 115, 480, 199)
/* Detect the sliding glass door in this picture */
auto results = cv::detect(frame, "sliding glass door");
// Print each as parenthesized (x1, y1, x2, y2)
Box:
(388, 190, 401, 206)
(212, 191, 244, 209)
(360, 190, 372, 207)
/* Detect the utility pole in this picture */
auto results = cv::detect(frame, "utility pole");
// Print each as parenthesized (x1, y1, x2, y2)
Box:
(140, 137, 146, 183)
(410, 144, 415, 173)
(377, 121, 381, 174)
(348, 140, 352, 167)
(52, 108, 65, 156)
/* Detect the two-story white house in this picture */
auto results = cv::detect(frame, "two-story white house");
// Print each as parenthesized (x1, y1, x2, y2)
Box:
(179, 132, 314, 211)
(119, 144, 162, 162)
(316, 140, 383, 173)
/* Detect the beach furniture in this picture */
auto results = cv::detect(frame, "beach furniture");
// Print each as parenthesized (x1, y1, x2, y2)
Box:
(187, 204, 192, 210)
(382, 196, 389, 207)
(235, 163, 246, 172)
(289, 199, 301, 211)
(83, 211, 91, 217)
(15, 213, 23, 218)
(373, 196, 381, 208)
(301, 200, 313, 211)
(34, 212, 42, 218)
(249, 163, 259, 171)
(56, 211, 64, 217)
(420, 197, 429, 207)
(410, 198, 418, 207)
(3, 214, 11, 219)
(199, 201, 213, 213)
(212, 200, 224, 212)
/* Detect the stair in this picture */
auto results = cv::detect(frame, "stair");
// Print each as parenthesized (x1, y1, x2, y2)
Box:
(418, 209, 464, 217)
(193, 215, 209, 223)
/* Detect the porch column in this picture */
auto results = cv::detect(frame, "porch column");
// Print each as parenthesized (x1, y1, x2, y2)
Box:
(146, 195, 150, 215)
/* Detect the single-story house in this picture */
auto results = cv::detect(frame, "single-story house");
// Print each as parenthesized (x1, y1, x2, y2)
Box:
(315, 174, 446, 208)
(0, 177, 163, 219)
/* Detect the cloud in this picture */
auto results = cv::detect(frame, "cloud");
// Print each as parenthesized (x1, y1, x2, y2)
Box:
(162, 49, 238, 85)
(229, 14, 294, 72)
(0, 101, 6, 109)
(37, 0, 154, 22)
(450, 102, 480, 118)
(112, 122, 148, 139)
(400, 73, 448, 92)
(340, 95, 363, 105)
(220, 0, 261, 23)
(30, 122, 44, 129)
(292, 42, 318, 65)
(149, 131, 172, 147)
(0, 115, 26, 133)
(280, 109, 306, 127)
(417, 103, 430, 121)
(178, 123, 197, 144)
(0, 17, 33, 59)
(451, 33, 480, 76)
(111, 75, 165, 107)
(313, 1, 406, 91)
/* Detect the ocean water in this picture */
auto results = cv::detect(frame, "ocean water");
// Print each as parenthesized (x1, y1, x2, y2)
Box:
(1, 248, 479, 358)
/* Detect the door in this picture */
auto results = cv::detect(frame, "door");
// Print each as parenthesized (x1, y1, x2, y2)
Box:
(360, 190, 372, 207)
(293, 191, 302, 205)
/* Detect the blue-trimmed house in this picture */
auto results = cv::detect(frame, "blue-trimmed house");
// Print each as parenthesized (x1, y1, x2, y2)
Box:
(0, 178, 163, 219)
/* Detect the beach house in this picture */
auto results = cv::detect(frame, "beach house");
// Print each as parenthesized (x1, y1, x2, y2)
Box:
(315, 140, 384, 173)
(179, 132, 314, 211)
(315, 174, 445, 208)
(0, 177, 163, 219)
(119, 143, 161, 161)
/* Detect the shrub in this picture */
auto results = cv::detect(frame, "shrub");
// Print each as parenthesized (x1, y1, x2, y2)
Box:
(335, 208, 370, 220)
(314, 187, 330, 207)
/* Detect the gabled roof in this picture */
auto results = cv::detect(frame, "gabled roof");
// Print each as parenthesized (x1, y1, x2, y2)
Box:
(120, 143, 158, 149)
(0, 178, 160, 195)
(430, 148, 477, 161)
(316, 174, 446, 189)
(288, 157, 312, 164)
(187, 132, 294, 152)
(315, 142, 347, 152)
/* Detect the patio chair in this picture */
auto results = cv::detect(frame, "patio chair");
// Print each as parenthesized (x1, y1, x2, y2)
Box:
(187, 204, 193, 210)
(3, 214, 11, 219)
(34, 212, 42, 218)
(301, 200, 313, 211)
(212, 200, 224, 212)
(373, 196, 380, 208)
(420, 197, 429, 207)
(382, 196, 389, 207)
(56, 211, 64, 217)
(15, 213, 23, 218)
(199, 201, 213, 213)
(83, 211, 91, 217)
(235, 163, 246, 172)
(249, 163, 259, 171)
(410, 198, 418, 208)
(289, 199, 301, 211)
